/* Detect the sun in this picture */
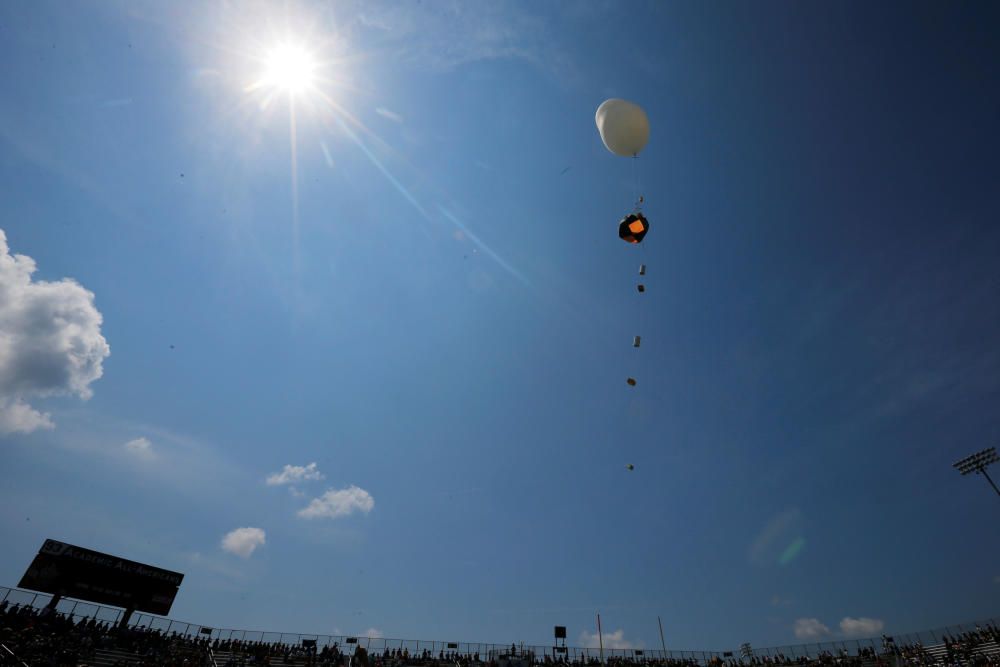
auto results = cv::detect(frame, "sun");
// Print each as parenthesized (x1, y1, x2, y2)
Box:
(254, 43, 318, 96)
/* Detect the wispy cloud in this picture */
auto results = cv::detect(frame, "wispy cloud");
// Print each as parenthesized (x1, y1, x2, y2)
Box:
(793, 618, 830, 640)
(791, 617, 884, 640)
(579, 629, 638, 650)
(365, 628, 384, 638)
(840, 617, 884, 637)
(298, 485, 374, 519)
(349, 4, 546, 71)
(24, 413, 253, 510)
(184, 550, 252, 582)
(375, 107, 403, 123)
(266, 463, 325, 486)
(124, 437, 155, 461)
(221, 527, 266, 558)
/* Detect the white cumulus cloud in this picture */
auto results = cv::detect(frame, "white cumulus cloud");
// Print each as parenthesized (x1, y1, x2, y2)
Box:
(793, 618, 831, 640)
(124, 437, 155, 460)
(840, 617, 884, 637)
(0, 399, 54, 434)
(579, 629, 635, 650)
(298, 485, 374, 519)
(0, 229, 109, 434)
(220, 527, 266, 558)
(266, 462, 324, 486)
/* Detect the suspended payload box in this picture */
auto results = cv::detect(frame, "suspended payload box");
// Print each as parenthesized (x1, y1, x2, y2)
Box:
(618, 213, 649, 244)
(633, 335, 641, 348)
(638, 264, 646, 275)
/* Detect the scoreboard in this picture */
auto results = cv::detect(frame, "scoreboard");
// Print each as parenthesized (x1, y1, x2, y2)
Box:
(18, 539, 183, 615)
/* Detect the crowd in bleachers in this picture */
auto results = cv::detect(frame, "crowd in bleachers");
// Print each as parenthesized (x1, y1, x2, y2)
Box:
(711, 626, 1000, 667)
(3, 597, 1000, 667)
(370, 648, 701, 667)
(136, 635, 1000, 667)
(213, 638, 327, 666)
(206, 641, 717, 667)
(0, 600, 211, 667)
(1, 601, 92, 666)
(934, 626, 1000, 666)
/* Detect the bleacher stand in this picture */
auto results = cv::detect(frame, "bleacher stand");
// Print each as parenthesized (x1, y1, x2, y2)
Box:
(3, 598, 1000, 667)
(0, 600, 210, 667)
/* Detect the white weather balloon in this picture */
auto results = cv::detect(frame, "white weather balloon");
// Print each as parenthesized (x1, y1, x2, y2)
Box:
(595, 99, 650, 157)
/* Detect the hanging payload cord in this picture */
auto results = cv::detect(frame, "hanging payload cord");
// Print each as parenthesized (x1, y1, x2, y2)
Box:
(629, 154, 646, 385)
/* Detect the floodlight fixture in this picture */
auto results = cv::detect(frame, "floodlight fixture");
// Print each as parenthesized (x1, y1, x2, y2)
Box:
(953, 446, 1000, 497)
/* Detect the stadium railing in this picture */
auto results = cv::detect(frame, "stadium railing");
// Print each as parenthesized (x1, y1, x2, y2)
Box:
(1, 641, 30, 667)
(2, 585, 996, 664)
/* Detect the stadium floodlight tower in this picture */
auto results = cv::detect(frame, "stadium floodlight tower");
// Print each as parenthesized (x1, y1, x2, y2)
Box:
(953, 446, 1000, 497)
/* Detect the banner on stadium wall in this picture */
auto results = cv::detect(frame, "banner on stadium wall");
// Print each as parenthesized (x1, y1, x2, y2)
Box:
(18, 539, 184, 615)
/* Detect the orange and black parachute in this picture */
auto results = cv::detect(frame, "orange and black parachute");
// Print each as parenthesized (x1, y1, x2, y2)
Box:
(618, 213, 649, 244)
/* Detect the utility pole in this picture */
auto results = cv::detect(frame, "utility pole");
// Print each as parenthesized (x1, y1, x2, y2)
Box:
(953, 447, 1000, 498)
(597, 614, 604, 665)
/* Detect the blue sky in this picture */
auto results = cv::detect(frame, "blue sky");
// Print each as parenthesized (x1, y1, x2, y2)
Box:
(1, 0, 999, 652)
